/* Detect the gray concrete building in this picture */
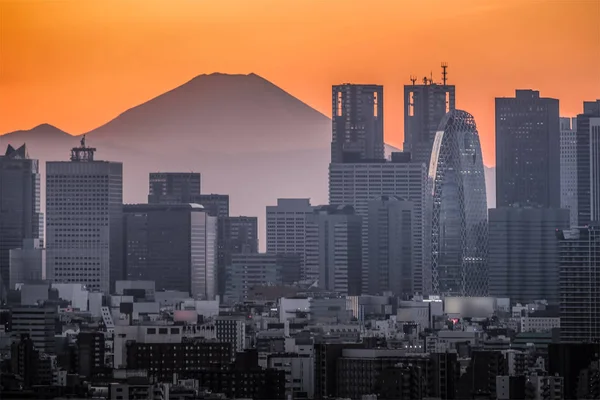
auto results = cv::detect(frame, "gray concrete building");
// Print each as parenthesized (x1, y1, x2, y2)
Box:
(305, 205, 362, 296)
(576, 100, 600, 226)
(403, 66, 456, 168)
(367, 196, 414, 297)
(266, 199, 314, 281)
(331, 84, 384, 163)
(46, 139, 122, 293)
(0, 144, 43, 298)
(224, 253, 282, 303)
(10, 305, 58, 354)
(9, 239, 45, 289)
(123, 203, 217, 299)
(560, 117, 578, 225)
(329, 160, 428, 295)
(489, 207, 570, 305)
(148, 172, 201, 204)
(557, 225, 600, 342)
(495, 89, 560, 208)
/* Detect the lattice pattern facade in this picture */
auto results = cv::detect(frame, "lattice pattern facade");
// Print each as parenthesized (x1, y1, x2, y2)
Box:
(428, 110, 488, 296)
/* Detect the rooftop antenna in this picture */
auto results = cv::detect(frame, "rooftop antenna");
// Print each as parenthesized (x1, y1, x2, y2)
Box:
(71, 134, 96, 162)
(422, 76, 428, 85)
(429, 71, 434, 85)
(441, 62, 448, 85)
(410, 75, 417, 85)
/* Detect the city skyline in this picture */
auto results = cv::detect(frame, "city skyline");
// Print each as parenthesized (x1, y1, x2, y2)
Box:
(2, 0, 600, 166)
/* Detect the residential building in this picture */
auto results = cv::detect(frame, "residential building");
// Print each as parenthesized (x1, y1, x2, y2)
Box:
(403, 66, 456, 168)
(488, 206, 570, 305)
(0, 144, 42, 298)
(147, 172, 201, 204)
(367, 196, 414, 297)
(305, 205, 362, 296)
(495, 89, 560, 208)
(429, 109, 488, 296)
(46, 138, 123, 293)
(331, 84, 384, 163)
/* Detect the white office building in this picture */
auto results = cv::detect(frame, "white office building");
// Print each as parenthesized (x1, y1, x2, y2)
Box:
(329, 161, 428, 294)
(46, 139, 122, 293)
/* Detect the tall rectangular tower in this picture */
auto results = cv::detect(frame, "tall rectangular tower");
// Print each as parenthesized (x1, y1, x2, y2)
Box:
(331, 84, 384, 163)
(576, 100, 600, 225)
(495, 89, 560, 208)
(403, 66, 456, 168)
(560, 117, 578, 225)
(46, 138, 123, 293)
(0, 144, 42, 297)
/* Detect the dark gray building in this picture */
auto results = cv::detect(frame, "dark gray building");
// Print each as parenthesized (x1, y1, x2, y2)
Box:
(224, 253, 282, 303)
(123, 203, 218, 297)
(557, 225, 600, 342)
(576, 100, 600, 226)
(305, 205, 362, 296)
(148, 172, 201, 204)
(0, 144, 42, 298)
(403, 66, 456, 168)
(46, 138, 123, 293)
(331, 84, 384, 163)
(10, 305, 58, 354)
(193, 194, 229, 218)
(367, 196, 414, 297)
(489, 207, 570, 305)
(495, 89, 560, 208)
(218, 216, 259, 296)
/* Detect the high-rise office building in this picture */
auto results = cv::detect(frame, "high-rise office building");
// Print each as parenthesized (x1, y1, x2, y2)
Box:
(576, 100, 600, 225)
(148, 172, 201, 204)
(218, 216, 259, 296)
(266, 199, 314, 281)
(329, 160, 428, 295)
(560, 117, 578, 225)
(331, 84, 384, 163)
(495, 89, 560, 208)
(367, 196, 414, 297)
(305, 205, 362, 296)
(192, 194, 229, 218)
(488, 207, 570, 305)
(9, 239, 45, 290)
(0, 144, 42, 298)
(46, 138, 123, 293)
(557, 225, 600, 342)
(224, 253, 282, 303)
(403, 65, 456, 168)
(123, 203, 217, 297)
(429, 110, 488, 297)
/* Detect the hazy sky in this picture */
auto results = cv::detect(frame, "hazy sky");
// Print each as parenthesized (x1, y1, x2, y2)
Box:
(1, 0, 599, 165)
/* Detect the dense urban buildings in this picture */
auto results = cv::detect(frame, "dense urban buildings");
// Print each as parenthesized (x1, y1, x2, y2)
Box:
(266, 198, 314, 281)
(495, 89, 560, 208)
(305, 205, 362, 296)
(488, 206, 570, 305)
(557, 225, 600, 343)
(329, 161, 428, 295)
(560, 116, 579, 225)
(147, 172, 201, 204)
(46, 138, 123, 293)
(0, 144, 42, 299)
(429, 109, 488, 297)
(403, 64, 456, 168)
(123, 203, 218, 296)
(576, 100, 600, 225)
(330, 84, 384, 163)
(367, 196, 414, 297)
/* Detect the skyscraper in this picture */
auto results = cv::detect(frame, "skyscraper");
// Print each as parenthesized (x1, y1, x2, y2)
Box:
(219, 216, 259, 296)
(123, 203, 217, 297)
(403, 65, 456, 168)
(193, 194, 230, 218)
(331, 84, 384, 163)
(266, 199, 314, 281)
(367, 196, 414, 297)
(329, 160, 427, 294)
(488, 206, 569, 305)
(305, 205, 362, 296)
(576, 100, 600, 225)
(46, 138, 123, 293)
(0, 144, 42, 297)
(429, 109, 488, 297)
(560, 117, 578, 225)
(148, 172, 201, 204)
(495, 89, 560, 208)
(557, 225, 600, 342)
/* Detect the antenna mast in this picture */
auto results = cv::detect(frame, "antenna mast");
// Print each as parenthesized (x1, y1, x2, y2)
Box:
(71, 135, 96, 162)
(441, 62, 448, 85)
(410, 75, 417, 85)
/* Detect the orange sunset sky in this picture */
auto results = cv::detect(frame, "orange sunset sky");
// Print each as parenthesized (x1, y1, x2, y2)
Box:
(1, 0, 599, 166)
